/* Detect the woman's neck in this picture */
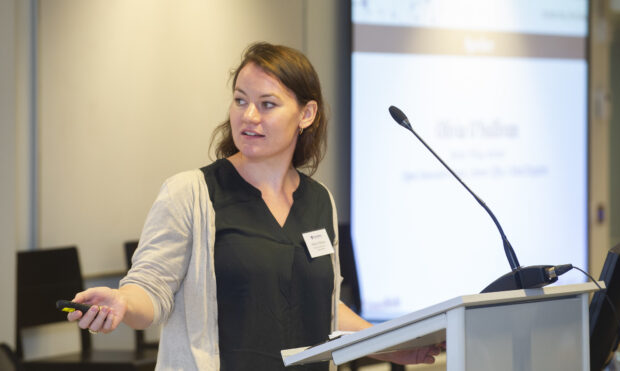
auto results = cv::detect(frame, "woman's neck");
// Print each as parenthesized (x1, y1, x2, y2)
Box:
(227, 153, 299, 196)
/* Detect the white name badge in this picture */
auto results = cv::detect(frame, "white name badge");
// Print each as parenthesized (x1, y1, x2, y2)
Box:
(302, 229, 334, 258)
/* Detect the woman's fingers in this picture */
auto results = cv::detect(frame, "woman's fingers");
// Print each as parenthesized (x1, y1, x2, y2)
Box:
(73, 304, 118, 333)
(66, 310, 83, 322)
(418, 348, 431, 364)
(68, 287, 125, 334)
(72, 290, 92, 305)
(428, 345, 441, 356)
(77, 305, 100, 330)
(102, 313, 116, 333)
(90, 307, 111, 332)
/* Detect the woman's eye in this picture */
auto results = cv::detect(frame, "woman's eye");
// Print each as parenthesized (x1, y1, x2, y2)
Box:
(234, 98, 246, 105)
(262, 101, 276, 109)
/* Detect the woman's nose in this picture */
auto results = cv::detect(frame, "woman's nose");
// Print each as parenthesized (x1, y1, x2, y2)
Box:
(243, 103, 260, 123)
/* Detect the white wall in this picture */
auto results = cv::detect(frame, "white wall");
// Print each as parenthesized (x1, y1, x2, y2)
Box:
(36, 0, 349, 276)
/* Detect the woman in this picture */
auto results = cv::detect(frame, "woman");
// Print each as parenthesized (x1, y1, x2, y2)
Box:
(68, 42, 441, 370)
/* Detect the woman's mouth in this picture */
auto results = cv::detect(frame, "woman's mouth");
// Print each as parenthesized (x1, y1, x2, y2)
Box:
(242, 131, 265, 137)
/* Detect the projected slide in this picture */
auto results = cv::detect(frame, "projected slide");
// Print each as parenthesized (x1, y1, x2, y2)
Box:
(351, 0, 588, 320)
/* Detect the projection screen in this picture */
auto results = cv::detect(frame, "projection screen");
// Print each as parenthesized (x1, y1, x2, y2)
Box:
(351, 0, 589, 320)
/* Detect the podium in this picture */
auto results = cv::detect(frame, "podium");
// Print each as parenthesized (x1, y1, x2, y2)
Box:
(282, 282, 602, 371)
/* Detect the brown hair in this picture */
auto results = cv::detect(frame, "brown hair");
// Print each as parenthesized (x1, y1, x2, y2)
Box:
(210, 42, 327, 175)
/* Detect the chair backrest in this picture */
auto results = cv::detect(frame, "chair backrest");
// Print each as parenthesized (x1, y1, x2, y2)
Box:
(124, 240, 159, 352)
(124, 240, 139, 273)
(16, 246, 91, 358)
(0, 343, 19, 371)
(338, 223, 362, 314)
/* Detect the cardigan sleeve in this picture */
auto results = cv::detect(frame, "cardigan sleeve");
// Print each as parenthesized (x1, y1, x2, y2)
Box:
(120, 171, 198, 326)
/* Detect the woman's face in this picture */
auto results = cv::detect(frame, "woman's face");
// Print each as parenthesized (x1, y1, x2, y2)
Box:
(229, 62, 316, 164)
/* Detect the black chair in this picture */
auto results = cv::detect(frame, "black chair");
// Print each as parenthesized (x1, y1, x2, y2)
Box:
(338, 224, 362, 314)
(16, 246, 157, 371)
(124, 241, 159, 352)
(0, 343, 20, 371)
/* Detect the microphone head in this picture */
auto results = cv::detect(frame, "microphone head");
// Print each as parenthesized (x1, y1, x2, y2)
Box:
(388, 105, 412, 130)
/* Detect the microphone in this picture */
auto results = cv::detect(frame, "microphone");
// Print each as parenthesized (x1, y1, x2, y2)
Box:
(388, 105, 572, 293)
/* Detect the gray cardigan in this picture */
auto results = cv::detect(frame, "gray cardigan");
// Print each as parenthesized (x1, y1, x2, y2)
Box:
(120, 169, 342, 370)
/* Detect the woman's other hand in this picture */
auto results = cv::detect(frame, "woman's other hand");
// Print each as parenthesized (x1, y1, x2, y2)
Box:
(373, 344, 444, 365)
(67, 287, 127, 334)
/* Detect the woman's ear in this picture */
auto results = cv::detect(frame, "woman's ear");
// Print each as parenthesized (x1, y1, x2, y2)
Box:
(299, 100, 318, 130)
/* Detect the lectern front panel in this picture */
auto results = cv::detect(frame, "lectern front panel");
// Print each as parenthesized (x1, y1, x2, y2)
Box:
(464, 295, 587, 371)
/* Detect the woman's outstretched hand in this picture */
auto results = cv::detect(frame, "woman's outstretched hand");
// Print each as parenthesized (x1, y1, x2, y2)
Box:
(66, 287, 127, 334)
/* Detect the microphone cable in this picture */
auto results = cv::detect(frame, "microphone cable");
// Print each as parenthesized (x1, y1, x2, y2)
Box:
(571, 265, 620, 336)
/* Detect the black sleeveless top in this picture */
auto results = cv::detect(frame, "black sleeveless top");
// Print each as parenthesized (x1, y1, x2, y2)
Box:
(201, 159, 335, 371)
